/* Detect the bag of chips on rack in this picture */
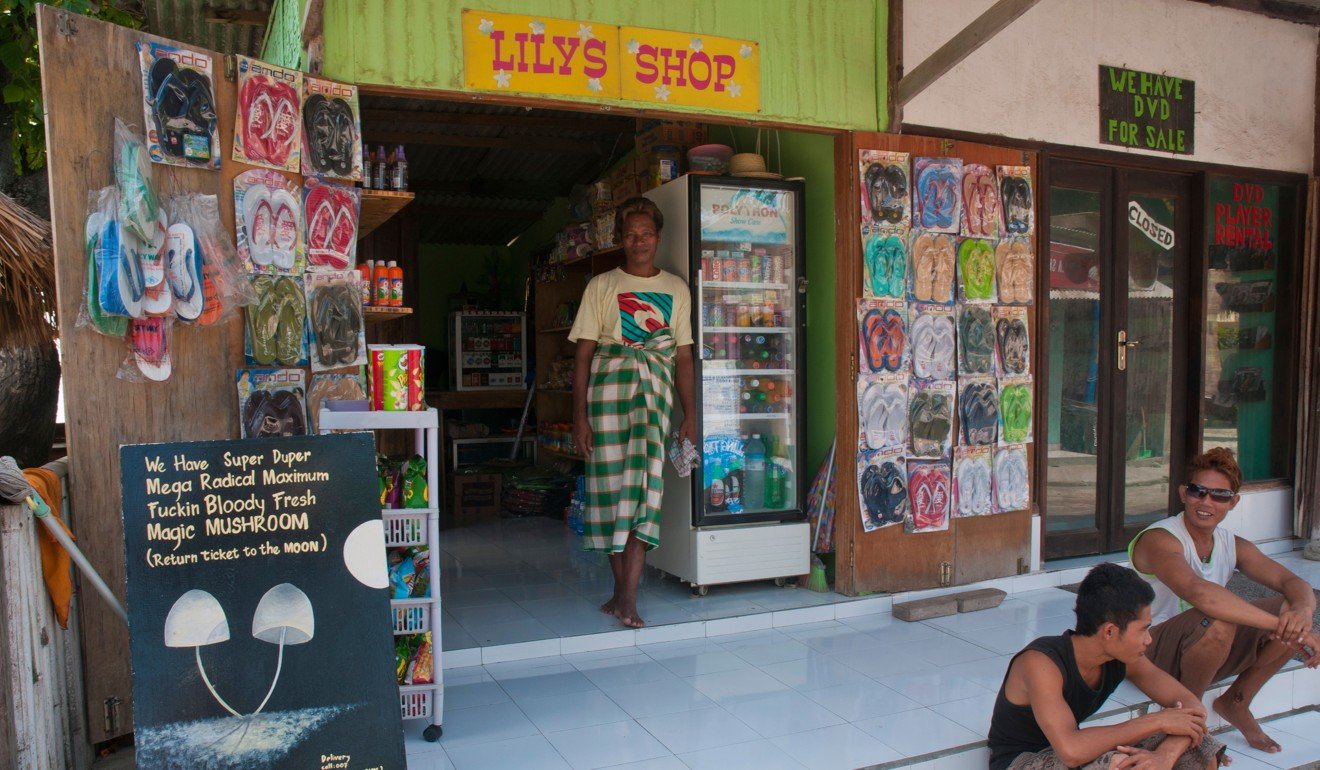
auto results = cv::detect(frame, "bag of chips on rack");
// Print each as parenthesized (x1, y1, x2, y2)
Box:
(402, 454, 429, 509)
(387, 547, 415, 600)
(407, 636, 434, 685)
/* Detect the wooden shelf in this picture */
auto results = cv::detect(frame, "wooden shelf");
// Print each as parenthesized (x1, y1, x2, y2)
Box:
(358, 189, 415, 240)
(364, 306, 413, 323)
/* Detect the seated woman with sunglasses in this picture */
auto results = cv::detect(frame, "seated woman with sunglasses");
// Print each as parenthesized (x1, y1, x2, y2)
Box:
(1129, 447, 1320, 754)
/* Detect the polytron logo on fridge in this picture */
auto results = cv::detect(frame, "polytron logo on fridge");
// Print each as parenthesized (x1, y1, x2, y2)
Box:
(462, 9, 760, 112)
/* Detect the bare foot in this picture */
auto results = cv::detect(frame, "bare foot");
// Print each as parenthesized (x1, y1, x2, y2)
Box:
(600, 597, 621, 618)
(617, 603, 645, 628)
(1215, 692, 1282, 752)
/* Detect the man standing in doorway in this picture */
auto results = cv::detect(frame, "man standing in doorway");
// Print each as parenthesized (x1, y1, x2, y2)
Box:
(1129, 447, 1320, 753)
(570, 196, 695, 629)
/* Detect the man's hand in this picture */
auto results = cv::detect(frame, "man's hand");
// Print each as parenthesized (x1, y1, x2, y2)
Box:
(573, 418, 594, 457)
(1110, 745, 1174, 770)
(1272, 607, 1311, 647)
(1154, 702, 1207, 744)
(677, 415, 696, 448)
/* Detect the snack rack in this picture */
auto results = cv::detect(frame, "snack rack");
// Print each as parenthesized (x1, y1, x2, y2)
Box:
(318, 406, 444, 741)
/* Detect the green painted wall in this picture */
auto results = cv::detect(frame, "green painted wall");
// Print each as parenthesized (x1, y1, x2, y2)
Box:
(727, 127, 836, 471)
(261, 0, 307, 70)
(321, 0, 885, 130)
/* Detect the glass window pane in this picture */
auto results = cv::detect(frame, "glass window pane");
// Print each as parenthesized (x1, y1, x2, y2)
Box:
(1203, 178, 1287, 481)
(1045, 186, 1102, 534)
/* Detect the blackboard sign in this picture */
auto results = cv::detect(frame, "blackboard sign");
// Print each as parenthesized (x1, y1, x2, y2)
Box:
(120, 434, 405, 770)
(1099, 65, 1194, 155)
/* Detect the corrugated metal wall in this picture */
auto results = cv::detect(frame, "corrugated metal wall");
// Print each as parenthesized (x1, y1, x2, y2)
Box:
(319, 0, 884, 131)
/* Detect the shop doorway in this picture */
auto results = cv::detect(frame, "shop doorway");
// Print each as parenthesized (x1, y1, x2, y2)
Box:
(1043, 161, 1192, 559)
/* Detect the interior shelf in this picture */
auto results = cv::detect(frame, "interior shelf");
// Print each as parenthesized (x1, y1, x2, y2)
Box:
(364, 306, 413, 323)
(359, 189, 416, 240)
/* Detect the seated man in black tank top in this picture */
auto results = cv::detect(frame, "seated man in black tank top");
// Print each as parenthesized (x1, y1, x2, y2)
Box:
(989, 563, 1226, 770)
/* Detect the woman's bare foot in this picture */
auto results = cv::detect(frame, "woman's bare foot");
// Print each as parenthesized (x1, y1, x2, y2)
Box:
(1214, 692, 1281, 752)
(617, 602, 645, 628)
(600, 597, 621, 618)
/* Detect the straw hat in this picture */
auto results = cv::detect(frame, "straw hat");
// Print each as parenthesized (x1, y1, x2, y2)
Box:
(729, 153, 782, 179)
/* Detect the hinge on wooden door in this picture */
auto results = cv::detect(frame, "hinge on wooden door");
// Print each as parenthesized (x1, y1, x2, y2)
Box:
(940, 561, 952, 586)
(103, 696, 122, 734)
(1018, 556, 1029, 575)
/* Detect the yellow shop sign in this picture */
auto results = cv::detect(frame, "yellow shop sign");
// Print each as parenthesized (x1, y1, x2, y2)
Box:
(462, 10, 760, 113)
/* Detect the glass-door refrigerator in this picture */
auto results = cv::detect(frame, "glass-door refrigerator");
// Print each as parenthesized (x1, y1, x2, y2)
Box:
(645, 175, 810, 594)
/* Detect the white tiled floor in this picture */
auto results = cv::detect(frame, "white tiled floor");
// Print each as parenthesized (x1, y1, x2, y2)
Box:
(437, 517, 859, 651)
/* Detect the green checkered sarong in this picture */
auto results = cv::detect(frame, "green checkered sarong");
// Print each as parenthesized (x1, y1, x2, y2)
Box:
(583, 330, 676, 553)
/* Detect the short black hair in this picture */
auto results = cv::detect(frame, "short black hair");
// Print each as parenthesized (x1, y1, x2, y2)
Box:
(616, 196, 664, 235)
(1073, 563, 1154, 636)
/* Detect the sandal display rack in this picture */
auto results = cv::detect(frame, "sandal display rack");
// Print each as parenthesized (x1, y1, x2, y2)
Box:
(318, 406, 445, 741)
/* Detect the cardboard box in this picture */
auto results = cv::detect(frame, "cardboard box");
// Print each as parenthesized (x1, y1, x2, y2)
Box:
(635, 120, 708, 155)
(451, 473, 502, 520)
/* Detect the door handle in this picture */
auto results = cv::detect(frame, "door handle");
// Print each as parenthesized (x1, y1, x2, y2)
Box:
(1117, 330, 1140, 371)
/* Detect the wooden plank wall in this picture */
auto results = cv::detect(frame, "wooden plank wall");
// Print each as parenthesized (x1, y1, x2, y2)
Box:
(834, 132, 1035, 595)
(38, 7, 246, 742)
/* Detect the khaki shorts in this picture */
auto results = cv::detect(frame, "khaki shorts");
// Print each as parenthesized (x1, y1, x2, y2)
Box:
(1007, 734, 1224, 770)
(1147, 596, 1283, 684)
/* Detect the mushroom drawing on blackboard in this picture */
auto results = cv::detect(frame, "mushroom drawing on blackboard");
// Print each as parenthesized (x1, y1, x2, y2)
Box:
(164, 583, 316, 717)
(251, 583, 316, 714)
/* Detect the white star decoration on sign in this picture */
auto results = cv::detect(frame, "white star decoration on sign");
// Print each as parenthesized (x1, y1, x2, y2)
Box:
(627, 38, 640, 55)
(690, 38, 704, 52)
(494, 71, 511, 88)
(529, 19, 545, 35)
(740, 44, 753, 59)
(588, 78, 603, 93)
(577, 24, 594, 40)
(728, 81, 742, 98)
(478, 18, 494, 36)
(654, 84, 671, 101)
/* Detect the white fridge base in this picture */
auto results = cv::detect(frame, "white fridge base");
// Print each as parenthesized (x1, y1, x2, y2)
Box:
(646, 515, 810, 593)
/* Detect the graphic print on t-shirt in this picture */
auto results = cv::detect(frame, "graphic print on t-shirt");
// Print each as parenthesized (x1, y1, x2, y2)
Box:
(618, 291, 673, 346)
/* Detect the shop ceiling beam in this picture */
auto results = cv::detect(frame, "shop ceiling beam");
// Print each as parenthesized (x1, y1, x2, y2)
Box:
(1187, 0, 1320, 25)
(408, 180, 564, 199)
(366, 130, 605, 155)
(893, 0, 1044, 107)
(203, 7, 269, 26)
(361, 109, 635, 134)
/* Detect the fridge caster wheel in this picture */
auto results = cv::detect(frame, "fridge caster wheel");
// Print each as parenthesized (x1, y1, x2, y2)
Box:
(423, 724, 442, 741)
(775, 577, 798, 588)
(691, 584, 709, 597)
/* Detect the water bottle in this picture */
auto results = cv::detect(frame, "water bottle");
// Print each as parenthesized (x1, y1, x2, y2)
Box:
(743, 434, 766, 511)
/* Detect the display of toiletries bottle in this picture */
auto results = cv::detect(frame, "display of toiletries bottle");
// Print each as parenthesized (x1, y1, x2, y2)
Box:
(374, 144, 388, 190)
(743, 433, 766, 511)
(362, 147, 374, 190)
(359, 261, 374, 305)
(374, 260, 391, 306)
(392, 145, 408, 191)
(388, 260, 404, 307)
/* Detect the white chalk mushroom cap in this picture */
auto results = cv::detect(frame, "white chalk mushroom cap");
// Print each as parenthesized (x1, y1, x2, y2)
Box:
(251, 583, 315, 644)
(163, 589, 230, 648)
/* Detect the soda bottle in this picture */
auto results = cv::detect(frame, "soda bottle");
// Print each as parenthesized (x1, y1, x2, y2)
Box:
(708, 460, 727, 512)
(743, 434, 766, 510)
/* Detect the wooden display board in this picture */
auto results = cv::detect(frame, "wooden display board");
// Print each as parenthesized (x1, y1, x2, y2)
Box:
(834, 132, 1037, 595)
(38, 6, 250, 741)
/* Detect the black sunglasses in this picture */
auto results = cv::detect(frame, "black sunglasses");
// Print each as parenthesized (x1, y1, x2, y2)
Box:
(1185, 482, 1235, 503)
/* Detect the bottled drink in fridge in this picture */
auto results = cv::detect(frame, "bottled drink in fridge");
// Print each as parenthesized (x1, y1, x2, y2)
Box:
(707, 459, 727, 512)
(743, 434, 766, 510)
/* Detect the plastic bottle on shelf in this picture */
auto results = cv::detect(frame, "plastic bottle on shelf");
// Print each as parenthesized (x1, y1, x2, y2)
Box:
(389, 261, 404, 306)
(393, 145, 408, 191)
(362, 147, 374, 190)
(374, 260, 391, 306)
(743, 434, 766, 511)
(359, 261, 373, 305)
(374, 144, 388, 190)
(707, 460, 727, 512)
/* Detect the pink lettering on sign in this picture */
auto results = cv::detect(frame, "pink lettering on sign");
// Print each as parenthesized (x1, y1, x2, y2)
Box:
(631, 46, 737, 93)
(489, 26, 610, 80)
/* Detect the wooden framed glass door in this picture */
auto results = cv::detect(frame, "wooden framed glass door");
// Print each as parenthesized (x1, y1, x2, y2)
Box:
(1042, 161, 1191, 558)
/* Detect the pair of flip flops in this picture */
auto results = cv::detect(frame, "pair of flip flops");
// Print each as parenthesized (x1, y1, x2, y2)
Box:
(243, 184, 301, 271)
(303, 93, 357, 177)
(239, 75, 300, 167)
(304, 183, 358, 270)
(148, 56, 217, 163)
(84, 210, 130, 335)
(129, 316, 172, 381)
(309, 282, 363, 367)
(242, 389, 307, 437)
(247, 276, 306, 366)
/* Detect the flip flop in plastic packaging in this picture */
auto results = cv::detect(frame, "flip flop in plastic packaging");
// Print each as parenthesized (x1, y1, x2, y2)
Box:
(166, 222, 205, 321)
(94, 213, 145, 319)
(303, 177, 359, 271)
(114, 119, 161, 243)
(246, 275, 307, 366)
(234, 56, 302, 172)
(83, 205, 129, 336)
(136, 208, 173, 316)
(128, 316, 172, 381)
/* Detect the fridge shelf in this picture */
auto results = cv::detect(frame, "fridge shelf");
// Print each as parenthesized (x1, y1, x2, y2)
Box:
(703, 326, 792, 334)
(702, 368, 794, 376)
(733, 413, 792, 420)
(701, 280, 791, 290)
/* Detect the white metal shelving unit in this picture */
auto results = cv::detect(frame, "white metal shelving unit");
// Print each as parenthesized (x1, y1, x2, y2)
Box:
(318, 406, 444, 741)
